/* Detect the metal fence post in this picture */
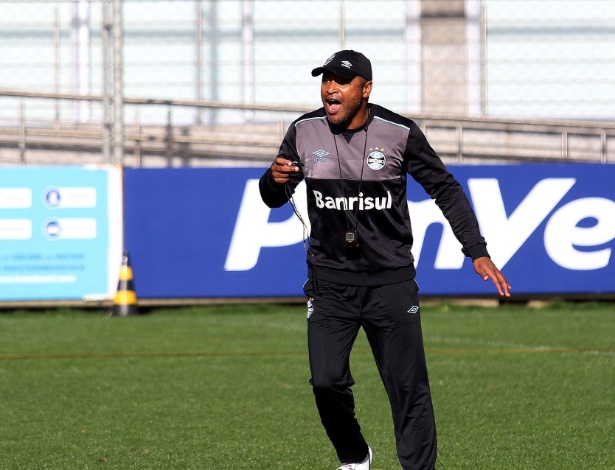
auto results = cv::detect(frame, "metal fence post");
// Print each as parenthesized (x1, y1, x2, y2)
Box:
(102, 0, 112, 163)
(195, 0, 203, 125)
(134, 108, 142, 167)
(54, 7, 61, 126)
(166, 107, 174, 165)
(19, 101, 26, 165)
(562, 131, 569, 160)
(112, 0, 124, 165)
(339, 0, 346, 50)
(242, 0, 255, 123)
(456, 124, 464, 163)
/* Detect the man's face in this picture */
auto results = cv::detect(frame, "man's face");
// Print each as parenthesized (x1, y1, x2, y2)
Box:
(321, 71, 372, 129)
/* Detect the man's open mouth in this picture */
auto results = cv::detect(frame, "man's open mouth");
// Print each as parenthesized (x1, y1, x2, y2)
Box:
(325, 98, 342, 115)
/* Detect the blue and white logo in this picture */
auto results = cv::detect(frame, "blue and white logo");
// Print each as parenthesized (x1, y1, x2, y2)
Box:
(44, 188, 61, 208)
(44, 220, 62, 239)
(367, 149, 386, 170)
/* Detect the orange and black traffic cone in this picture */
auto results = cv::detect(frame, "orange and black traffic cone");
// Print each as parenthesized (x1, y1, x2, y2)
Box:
(112, 250, 139, 316)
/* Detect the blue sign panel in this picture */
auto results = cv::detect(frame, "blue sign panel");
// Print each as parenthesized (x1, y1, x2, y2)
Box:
(0, 166, 123, 301)
(123, 164, 615, 299)
(408, 164, 615, 295)
(123, 168, 300, 299)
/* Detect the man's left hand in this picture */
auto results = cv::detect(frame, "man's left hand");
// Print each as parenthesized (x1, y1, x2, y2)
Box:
(473, 257, 511, 297)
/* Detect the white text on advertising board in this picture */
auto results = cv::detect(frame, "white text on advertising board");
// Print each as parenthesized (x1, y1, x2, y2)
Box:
(225, 178, 615, 272)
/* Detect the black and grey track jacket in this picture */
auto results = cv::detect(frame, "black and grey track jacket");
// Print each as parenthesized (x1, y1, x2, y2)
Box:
(259, 104, 489, 287)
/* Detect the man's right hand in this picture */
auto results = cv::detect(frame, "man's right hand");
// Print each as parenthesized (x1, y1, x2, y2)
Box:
(270, 156, 301, 185)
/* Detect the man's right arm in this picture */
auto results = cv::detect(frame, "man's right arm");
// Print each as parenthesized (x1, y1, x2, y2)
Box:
(259, 158, 302, 208)
(259, 125, 302, 208)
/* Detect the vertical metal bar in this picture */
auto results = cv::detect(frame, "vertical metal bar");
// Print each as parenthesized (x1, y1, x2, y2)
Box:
(54, 7, 61, 125)
(166, 107, 174, 166)
(112, 0, 124, 164)
(601, 130, 607, 163)
(466, 0, 482, 115)
(102, 0, 112, 163)
(242, 0, 254, 122)
(134, 108, 141, 167)
(339, 0, 345, 50)
(195, 0, 203, 124)
(480, 0, 488, 115)
(71, 1, 79, 121)
(405, 0, 421, 112)
(456, 124, 464, 163)
(561, 131, 568, 159)
(71, 0, 91, 122)
(81, 0, 91, 121)
(204, 0, 219, 126)
(19, 101, 26, 165)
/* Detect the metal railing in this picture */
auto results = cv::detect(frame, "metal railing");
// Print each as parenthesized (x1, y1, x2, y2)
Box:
(1, 89, 614, 167)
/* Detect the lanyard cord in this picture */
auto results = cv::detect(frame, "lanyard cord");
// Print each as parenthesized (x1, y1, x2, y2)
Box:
(333, 125, 368, 231)
(284, 181, 310, 254)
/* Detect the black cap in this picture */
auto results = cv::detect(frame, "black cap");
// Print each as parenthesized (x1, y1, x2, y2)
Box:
(311, 50, 372, 81)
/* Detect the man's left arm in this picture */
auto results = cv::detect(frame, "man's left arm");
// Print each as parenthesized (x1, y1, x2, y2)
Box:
(405, 124, 511, 297)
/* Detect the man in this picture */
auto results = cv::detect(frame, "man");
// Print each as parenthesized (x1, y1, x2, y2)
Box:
(259, 50, 511, 470)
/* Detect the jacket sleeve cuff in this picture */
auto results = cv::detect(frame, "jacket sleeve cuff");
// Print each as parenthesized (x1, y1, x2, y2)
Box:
(465, 243, 490, 261)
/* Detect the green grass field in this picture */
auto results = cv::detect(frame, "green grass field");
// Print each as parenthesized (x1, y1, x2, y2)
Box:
(1, 301, 614, 469)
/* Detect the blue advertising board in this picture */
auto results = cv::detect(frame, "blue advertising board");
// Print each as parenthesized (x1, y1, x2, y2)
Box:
(0, 166, 123, 301)
(124, 163, 615, 299)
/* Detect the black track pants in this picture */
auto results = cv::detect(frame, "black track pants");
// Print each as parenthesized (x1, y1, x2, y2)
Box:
(304, 277, 437, 470)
